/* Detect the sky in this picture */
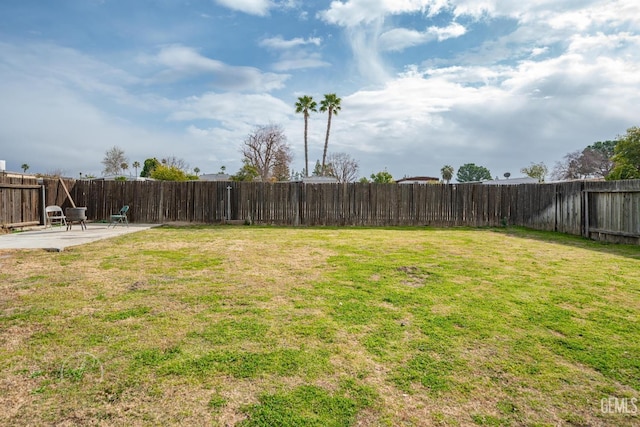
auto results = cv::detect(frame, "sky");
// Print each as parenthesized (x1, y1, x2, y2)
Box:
(0, 0, 639, 181)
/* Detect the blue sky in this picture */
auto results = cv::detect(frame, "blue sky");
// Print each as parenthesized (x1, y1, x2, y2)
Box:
(1, 0, 639, 180)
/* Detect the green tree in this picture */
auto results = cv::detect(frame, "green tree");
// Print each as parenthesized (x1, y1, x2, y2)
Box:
(102, 146, 128, 176)
(231, 162, 260, 182)
(150, 164, 188, 181)
(295, 95, 318, 177)
(370, 170, 394, 183)
(120, 162, 129, 176)
(193, 167, 200, 176)
(141, 158, 160, 178)
(520, 162, 548, 182)
(132, 161, 141, 177)
(21, 163, 29, 173)
(440, 165, 454, 184)
(319, 93, 342, 175)
(589, 140, 617, 159)
(608, 127, 640, 180)
(312, 160, 323, 176)
(456, 163, 491, 182)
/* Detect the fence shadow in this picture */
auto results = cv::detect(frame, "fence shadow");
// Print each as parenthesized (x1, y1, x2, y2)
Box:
(498, 227, 640, 260)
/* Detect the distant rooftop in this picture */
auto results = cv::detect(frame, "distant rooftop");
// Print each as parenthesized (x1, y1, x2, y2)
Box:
(199, 173, 231, 181)
(482, 176, 538, 185)
(396, 176, 440, 184)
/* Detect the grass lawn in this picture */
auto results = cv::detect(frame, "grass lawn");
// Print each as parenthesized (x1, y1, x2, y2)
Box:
(0, 226, 638, 426)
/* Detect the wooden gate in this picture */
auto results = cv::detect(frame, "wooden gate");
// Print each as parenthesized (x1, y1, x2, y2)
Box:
(0, 174, 42, 228)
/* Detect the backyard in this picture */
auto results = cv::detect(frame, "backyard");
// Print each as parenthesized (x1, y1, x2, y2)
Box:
(0, 226, 638, 426)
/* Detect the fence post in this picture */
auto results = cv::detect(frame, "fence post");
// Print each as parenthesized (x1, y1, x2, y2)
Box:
(583, 189, 589, 238)
(226, 185, 232, 222)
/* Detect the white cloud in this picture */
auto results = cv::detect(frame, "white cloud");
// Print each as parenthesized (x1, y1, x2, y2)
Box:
(379, 28, 428, 51)
(320, 42, 640, 177)
(567, 32, 640, 56)
(169, 92, 291, 127)
(259, 36, 330, 71)
(259, 35, 322, 49)
(271, 56, 331, 71)
(379, 22, 466, 51)
(530, 47, 548, 57)
(149, 45, 289, 92)
(320, 2, 468, 83)
(320, 0, 436, 27)
(430, 22, 466, 40)
(214, 0, 273, 16)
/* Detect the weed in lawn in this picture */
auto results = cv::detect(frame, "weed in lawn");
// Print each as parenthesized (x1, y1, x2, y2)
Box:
(470, 413, 505, 426)
(288, 316, 337, 343)
(187, 318, 270, 345)
(239, 385, 362, 427)
(208, 393, 227, 411)
(103, 306, 151, 322)
(134, 346, 183, 367)
(140, 249, 223, 272)
(162, 348, 331, 380)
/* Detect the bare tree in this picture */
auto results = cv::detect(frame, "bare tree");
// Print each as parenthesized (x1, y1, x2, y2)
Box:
(241, 124, 292, 182)
(552, 150, 583, 180)
(102, 146, 128, 176)
(161, 156, 189, 172)
(552, 149, 609, 180)
(326, 152, 359, 183)
(582, 147, 613, 177)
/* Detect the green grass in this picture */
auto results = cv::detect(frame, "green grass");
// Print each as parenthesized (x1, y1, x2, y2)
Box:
(0, 226, 638, 426)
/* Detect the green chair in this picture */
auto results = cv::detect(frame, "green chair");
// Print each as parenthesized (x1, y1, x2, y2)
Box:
(108, 205, 129, 228)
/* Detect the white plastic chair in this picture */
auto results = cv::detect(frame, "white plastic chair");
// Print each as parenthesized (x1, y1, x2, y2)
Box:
(45, 205, 67, 229)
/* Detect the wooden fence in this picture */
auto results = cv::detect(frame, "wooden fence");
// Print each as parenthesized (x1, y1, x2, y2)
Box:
(2, 174, 639, 244)
(0, 174, 75, 228)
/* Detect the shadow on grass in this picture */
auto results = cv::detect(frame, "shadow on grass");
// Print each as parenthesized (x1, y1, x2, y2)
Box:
(155, 223, 640, 260)
(495, 226, 640, 260)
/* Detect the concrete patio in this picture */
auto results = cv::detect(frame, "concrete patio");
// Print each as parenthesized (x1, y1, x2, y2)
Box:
(0, 223, 160, 251)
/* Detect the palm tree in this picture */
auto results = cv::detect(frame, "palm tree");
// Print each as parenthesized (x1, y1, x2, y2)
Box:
(295, 95, 317, 177)
(441, 165, 454, 184)
(21, 163, 29, 173)
(120, 162, 129, 176)
(319, 93, 341, 175)
(132, 161, 141, 177)
(193, 167, 200, 176)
